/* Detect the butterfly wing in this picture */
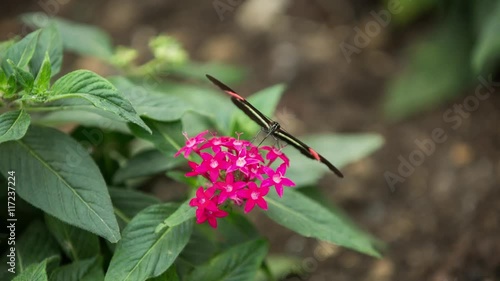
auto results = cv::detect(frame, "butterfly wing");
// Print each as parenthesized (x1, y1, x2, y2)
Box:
(275, 129, 344, 178)
(206, 74, 273, 129)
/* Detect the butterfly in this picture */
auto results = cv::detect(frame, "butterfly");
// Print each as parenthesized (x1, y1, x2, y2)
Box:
(206, 74, 343, 178)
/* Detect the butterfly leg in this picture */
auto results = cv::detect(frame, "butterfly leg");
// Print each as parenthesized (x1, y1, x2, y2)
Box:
(256, 128, 275, 146)
(250, 129, 263, 143)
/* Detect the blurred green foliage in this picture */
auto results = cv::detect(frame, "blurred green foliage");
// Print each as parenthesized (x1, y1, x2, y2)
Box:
(384, 0, 500, 120)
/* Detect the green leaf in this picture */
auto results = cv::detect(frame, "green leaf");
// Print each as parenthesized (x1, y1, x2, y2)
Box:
(38, 110, 130, 134)
(179, 225, 217, 267)
(172, 62, 247, 84)
(113, 149, 183, 184)
(265, 189, 383, 257)
(383, 10, 473, 120)
(12, 258, 49, 281)
(44, 214, 100, 261)
(0, 39, 16, 60)
(108, 188, 161, 229)
(387, 0, 436, 25)
(212, 210, 261, 248)
(12, 63, 34, 91)
(286, 133, 384, 186)
(233, 84, 286, 135)
(154, 82, 233, 133)
(33, 52, 52, 93)
(17, 221, 61, 271)
(216, 212, 260, 248)
(155, 201, 195, 232)
(472, 1, 500, 73)
(49, 70, 151, 133)
(49, 256, 104, 281)
(146, 266, 179, 281)
(21, 13, 114, 59)
(254, 255, 302, 281)
(165, 170, 199, 187)
(105, 203, 193, 281)
(129, 119, 183, 154)
(110, 77, 190, 122)
(0, 110, 31, 144)
(0, 126, 121, 242)
(187, 239, 268, 281)
(29, 24, 62, 77)
(1, 73, 19, 98)
(1, 29, 40, 77)
(0, 220, 60, 281)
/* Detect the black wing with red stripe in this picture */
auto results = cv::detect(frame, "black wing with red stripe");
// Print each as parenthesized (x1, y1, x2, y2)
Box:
(206, 74, 343, 178)
(206, 74, 272, 129)
(274, 129, 343, 177)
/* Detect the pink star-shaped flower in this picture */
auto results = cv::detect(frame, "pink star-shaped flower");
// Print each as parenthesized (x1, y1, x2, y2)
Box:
(196, 204, 228, 228)
(189, 187, 218, 212)
(175, 130, 209, 158)
(214, 172, 247, 204)
(261, 146, 290, 167)
(196, 151, 229, 182)
(261, 163, 295, 197)
(226, 148, 260, 175)
(238, 182, 269, 213)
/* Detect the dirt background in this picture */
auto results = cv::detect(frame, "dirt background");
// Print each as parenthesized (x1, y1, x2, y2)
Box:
(1, 0, 499, 280)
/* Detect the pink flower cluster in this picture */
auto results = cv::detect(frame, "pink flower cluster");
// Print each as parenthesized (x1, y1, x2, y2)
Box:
(175, 130, 295, 228)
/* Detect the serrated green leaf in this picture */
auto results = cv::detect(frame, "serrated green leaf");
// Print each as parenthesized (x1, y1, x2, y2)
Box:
(285, 133, 383, 186)
(0, 126, 121, 242)
(1, 73, 18, 97)
(1, 29, 40, 77)
(113, 149, 183, 184)
(105, 203, 193, 281)
(29, 24, 62, 77)
(128, 119, 183, 154)
(265, 189, 383, 257)
(187, 239, 268, 281)
(21, 13, 113, 59)
(49, 256, 104, 281)
(12, 258, 49, 281)
(49, 70, 151, 133)
(472, 1, 500, 73)
(110, 77, 190, 122)
(33, 52, 51, 93)
(0, 110, 31, 143)
(12, 63, 34, 91)
(108, 188, 161, 229)
(44, 214, 100, 261)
